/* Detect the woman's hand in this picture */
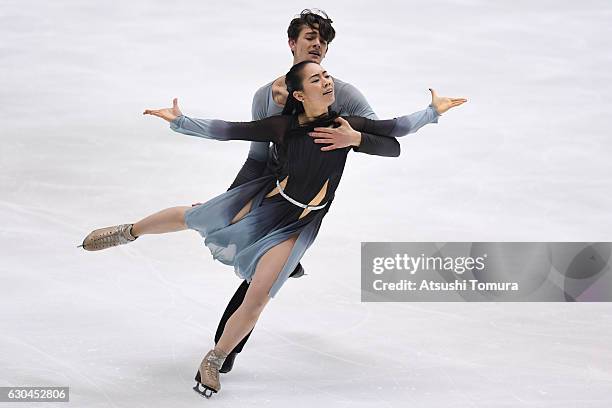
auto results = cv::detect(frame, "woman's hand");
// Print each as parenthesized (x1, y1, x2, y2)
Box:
(143, 98, 183, 122)
(429, 88, 467, 114)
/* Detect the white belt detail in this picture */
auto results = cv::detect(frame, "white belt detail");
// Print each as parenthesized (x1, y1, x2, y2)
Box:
(276, 179, 328, 210)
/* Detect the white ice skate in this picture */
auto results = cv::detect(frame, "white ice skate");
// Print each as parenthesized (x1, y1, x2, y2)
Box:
(78, 224, 137, 251)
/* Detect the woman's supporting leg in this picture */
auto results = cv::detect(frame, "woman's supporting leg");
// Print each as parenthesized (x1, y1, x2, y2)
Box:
(214, 262, 306, 373)
(214, 235, 298, 355)
(131, 206, 191, 237)
(214, 280, 252, 352)
(195, 236, 298, 395)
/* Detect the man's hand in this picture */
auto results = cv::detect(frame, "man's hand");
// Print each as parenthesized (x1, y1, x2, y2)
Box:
(308, 117, 361, 151)
(429, 88, 467, 114)
(143, 97, 183, 122)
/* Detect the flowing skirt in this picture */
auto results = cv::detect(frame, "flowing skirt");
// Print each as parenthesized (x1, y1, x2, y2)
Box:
(184, 174, 326, 298)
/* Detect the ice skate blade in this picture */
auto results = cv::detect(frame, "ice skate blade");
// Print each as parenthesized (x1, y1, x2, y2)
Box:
(193, 382, 216, 399)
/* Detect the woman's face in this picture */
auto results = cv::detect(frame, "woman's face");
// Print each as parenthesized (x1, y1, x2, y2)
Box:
(293, 63, 335, 112)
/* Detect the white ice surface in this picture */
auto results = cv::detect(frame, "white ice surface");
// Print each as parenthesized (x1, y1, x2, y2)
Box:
(1, 0, 612, 407)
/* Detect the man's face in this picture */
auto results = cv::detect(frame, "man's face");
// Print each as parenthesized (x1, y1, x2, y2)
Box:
(289, 25, 328, 64)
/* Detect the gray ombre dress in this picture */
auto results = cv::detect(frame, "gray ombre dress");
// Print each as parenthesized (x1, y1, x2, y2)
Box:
(170, 107, 439, 297)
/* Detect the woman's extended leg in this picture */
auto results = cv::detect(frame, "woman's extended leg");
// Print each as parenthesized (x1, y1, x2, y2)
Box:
(131, 206, 191, 236)
(80, 205, 191, 251)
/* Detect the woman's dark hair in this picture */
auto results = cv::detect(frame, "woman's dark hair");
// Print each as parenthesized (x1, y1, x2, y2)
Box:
(287, 9, 336, 50)
(282, 60, 319, 116)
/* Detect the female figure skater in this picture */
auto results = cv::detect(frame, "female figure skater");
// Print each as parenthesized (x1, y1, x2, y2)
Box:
(80, 61, 467, 397)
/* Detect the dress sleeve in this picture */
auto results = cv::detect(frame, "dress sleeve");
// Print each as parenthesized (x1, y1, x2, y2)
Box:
(345, 105, 440, 138)
(170, 115, 289, 144)
(352, 132, 400, 157)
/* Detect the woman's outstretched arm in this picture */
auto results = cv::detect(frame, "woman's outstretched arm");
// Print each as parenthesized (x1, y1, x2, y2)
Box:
(336, 88, 467, 138)
(143, 98, 289, 144)
(169, 115, 288, 143)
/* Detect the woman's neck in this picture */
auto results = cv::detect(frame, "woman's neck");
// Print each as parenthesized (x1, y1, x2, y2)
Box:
(298, 106, 330, 124)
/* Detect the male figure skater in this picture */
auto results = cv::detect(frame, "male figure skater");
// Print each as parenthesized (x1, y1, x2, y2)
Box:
(213, 9, 439, 373)
(214, 9, 373, 373)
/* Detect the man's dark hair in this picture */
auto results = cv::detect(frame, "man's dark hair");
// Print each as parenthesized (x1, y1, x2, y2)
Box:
(287, 9, 336, 46)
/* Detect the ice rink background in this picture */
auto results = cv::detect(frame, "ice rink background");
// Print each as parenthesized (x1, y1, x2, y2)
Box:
(1, 0, 612, 406)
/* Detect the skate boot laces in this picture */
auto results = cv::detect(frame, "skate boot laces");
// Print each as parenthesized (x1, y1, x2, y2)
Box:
(193, 349, 227, 398)
(79, 224, 137, 251)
